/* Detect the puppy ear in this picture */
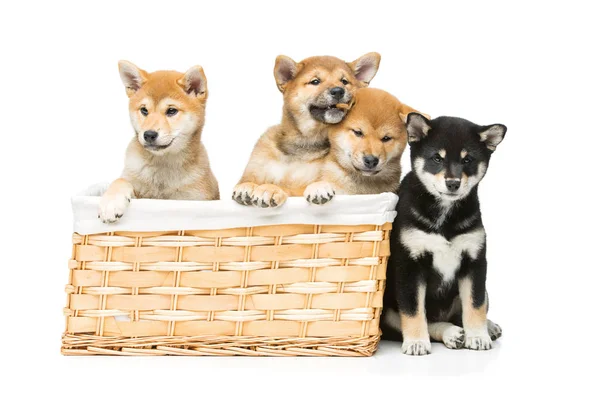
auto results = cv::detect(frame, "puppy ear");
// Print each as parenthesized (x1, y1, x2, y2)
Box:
(406, 113, 431, 143)
(274, 55, 298, 92)
(479, 124, 507, 151)
(398, 103, 430, 124)
(178, 66, 208, 98)
(348, 52, 381, 85)
(118, 60, 147, 97)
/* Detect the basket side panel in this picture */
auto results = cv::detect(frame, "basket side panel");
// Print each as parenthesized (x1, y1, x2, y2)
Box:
(63, 223, 392, 356)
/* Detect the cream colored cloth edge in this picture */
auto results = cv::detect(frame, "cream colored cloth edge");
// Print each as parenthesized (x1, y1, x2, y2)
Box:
(72, 183, 399, 235)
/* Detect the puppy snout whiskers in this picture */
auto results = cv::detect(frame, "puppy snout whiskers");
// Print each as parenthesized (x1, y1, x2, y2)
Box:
(330, 87, 345, 100)
(445, 179, 461, 192)
(363, 155, 379, 169)
(143, 130, 158, 143)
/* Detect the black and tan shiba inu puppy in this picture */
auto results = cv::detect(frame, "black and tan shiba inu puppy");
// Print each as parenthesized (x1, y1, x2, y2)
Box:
(232, 53, 381, 208)
(98, 61, 219, 223)
(382, 114, 506, 355)
(303, 88, 425, 203)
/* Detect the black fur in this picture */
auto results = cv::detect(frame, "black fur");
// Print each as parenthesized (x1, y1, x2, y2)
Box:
(382, 115, 506, 341)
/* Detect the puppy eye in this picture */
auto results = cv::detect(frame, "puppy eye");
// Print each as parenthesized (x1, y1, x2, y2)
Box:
(166, 108, 178, 117)
(381, 136, 392, 143)
(140, 107, 148, 116)
(309, 79, 321, 85)
(352, 129, 364, 138)
(341, 78, 349, 85)
(462, 155, 474, 164)
(432, 154, 443, 163)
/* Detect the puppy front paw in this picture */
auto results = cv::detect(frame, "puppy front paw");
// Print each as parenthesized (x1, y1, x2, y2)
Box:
(442, 326, 465, 349)
(232, 182, 258, 206)
(98, 192, 131, 224)
(487, 319, 502, 341)
(251, 184, 288, 208)
(465, 331, 493, 351)
(304, 181, 335, 205)
(401, 339, 431, 356)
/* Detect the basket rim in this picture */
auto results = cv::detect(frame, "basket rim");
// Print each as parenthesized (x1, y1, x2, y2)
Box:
(72, 183, 399, 235)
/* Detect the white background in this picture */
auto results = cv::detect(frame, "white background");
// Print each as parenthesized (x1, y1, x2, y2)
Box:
(1, 0, 599, 398)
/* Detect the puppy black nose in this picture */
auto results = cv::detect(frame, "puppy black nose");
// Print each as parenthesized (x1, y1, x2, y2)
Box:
(330, 87, 345, 100)
(445, 179, 461, 192)
(363, 155, 379, 169)
(143, 130, 158, 143)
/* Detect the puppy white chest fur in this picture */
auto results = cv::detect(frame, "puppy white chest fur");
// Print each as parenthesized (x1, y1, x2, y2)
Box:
(263, 160, 321, 186)
(124, 152, 199, 199)
(400, 228, 485, 281)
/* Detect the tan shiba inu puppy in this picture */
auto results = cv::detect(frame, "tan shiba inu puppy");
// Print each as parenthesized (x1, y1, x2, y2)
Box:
(98, 61, 219, 223)
(304, 88, 427, 204)
(232, 53, 381, 208)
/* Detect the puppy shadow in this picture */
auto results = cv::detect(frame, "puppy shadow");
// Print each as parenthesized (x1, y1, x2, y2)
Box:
(368, 339, 502, 377)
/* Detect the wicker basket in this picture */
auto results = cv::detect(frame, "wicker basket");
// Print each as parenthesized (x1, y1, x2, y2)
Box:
(63, 184, 398, 356)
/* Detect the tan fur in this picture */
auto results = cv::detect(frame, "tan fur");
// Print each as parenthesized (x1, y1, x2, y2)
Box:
(400, 283, 428, 339)
(459, 277, 489, 331)
(233, 53, 381, 208)
(99, 61, 218, 223)
(459, 277, 494, 350)
(463, 298, 489, 330)
(305, 89, 426, 202)
(401, 313, 429, 339)
(399, 283, 432, 355)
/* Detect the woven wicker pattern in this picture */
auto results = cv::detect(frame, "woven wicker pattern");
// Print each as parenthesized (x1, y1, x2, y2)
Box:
(63, 223, 391, 356)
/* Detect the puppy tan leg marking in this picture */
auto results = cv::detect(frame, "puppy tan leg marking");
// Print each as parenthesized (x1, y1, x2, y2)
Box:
(401, 283, 431, 355)
(459, 278, 492, 350)
(232, 182, 258, 206)
(487, 319, 502, 341)
(98, 178, 134, 223)
(251, 184, 288, 208)
(304, 181, 335, 205)
(428, 322, 465, 349)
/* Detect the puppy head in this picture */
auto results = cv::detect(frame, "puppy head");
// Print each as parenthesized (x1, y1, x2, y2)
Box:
(329, 88, 420, 177)
(274, 53, 380, 126)
(407, 114, 507, 202)
(118, 60, 208, 155)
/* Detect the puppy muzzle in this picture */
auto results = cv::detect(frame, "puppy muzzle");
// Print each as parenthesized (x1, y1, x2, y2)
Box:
(308, 88, 353, 124)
